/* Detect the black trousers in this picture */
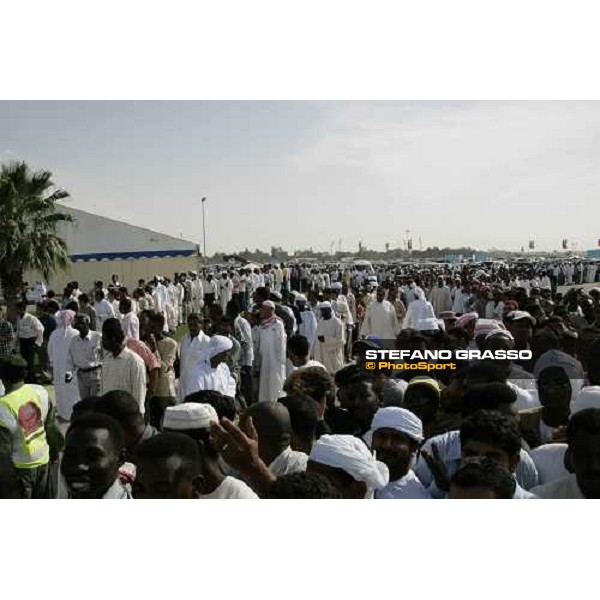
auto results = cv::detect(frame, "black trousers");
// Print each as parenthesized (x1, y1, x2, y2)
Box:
(19, 337, 37, 382)
(240, 366, 254, 405)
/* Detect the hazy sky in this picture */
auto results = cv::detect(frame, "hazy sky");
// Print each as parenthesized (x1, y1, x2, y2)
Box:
(1, 101, 599, 254)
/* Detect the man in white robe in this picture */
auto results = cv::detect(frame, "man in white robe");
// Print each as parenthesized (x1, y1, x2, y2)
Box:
(429, 277, 453, 316)
(219, 273, 233, 313)
(296, 295, 318, 353)
(152, 277, 169, 314)
(47, 310, 81, 421)
(93, 290, 115, 331)
(256, 301, 287, 403)
(313, 302, 345, 374)
(178, 313, 212, 400)
(360, 286, 400, 339)
(189, 272, 204, 315)
(119, 299, 140, 341)
(402, 288, 439, 332)
(188, 335, 237, 397)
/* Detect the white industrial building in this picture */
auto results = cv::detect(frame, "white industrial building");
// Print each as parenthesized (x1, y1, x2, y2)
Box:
(26, 206, 201, 292)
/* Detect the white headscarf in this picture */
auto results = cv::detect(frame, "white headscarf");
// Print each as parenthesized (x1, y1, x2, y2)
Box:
(570, 386, 600, 417)
(309, 435, 389, 496)
(534, 350, 585, 401)
(365, 407, 424, 448)
(57, 309, 76, 338)
(209, 335, 233, 358)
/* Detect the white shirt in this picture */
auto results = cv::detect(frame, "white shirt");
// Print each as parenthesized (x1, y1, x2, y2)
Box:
(101, 347, 147, 413)
(528, 443, 569, 485)
(376, 470, 432, 499)
(68, 331, 103, 370)
(121, 312, 140, 341)
(531, 474, 585, 499)
(200, 476, 259, 499)
(189, 361, 237, 398)
(94, 299, 115, 330)
(16, 313, 44, 345)
(178, 332, 212, 399)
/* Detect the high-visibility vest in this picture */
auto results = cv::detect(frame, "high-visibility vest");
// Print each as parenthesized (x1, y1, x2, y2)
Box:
(0, 384, 50, 469)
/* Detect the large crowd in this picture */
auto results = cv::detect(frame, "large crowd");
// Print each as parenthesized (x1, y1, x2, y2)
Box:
(2, 257, 600, 499)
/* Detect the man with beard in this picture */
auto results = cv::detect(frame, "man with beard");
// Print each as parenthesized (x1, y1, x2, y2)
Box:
(366, 407, 431, 499)
(361, 286, 400, 339)
(313, 302, 345, 374)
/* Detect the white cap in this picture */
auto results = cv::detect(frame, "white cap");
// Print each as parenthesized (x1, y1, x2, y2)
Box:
(262, 300, 276, 309)
(163, 403, 218, 430)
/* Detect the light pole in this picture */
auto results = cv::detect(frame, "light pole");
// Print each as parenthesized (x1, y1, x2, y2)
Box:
(201, 197, 207, 265)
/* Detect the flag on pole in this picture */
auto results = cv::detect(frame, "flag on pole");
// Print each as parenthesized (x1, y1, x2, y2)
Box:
(562, 239, 568, 250)
(202, 197, 206, 203)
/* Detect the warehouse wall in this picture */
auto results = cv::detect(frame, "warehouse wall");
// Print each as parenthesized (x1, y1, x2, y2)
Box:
(26, 256, 202, 293)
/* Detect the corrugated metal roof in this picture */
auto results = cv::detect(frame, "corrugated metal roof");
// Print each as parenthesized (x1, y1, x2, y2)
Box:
(56, 205, 198, 258)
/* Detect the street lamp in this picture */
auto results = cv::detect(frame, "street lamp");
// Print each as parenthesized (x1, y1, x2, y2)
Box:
(201, 197, 207, 265)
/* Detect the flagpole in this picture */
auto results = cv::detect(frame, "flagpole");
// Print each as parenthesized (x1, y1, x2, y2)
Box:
(201, 197, 207, 266)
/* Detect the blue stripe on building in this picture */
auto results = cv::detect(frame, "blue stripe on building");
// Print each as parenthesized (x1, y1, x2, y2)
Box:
(70, 249, 197, 262)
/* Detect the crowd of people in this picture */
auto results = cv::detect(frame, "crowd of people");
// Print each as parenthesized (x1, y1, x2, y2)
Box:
(2, 257, 600, 499)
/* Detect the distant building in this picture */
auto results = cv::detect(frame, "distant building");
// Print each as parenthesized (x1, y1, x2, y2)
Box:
(26, 206, 200, 291)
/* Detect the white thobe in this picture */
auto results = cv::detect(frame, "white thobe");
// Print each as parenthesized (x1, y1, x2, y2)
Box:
(402, 298, 437, 330)
(47, 327, 81, 420)
(429, 286, 452, 316)
(153, 283, 170, 314)
(280, 305, 297, 333)
(178, 332, 212, 400)
(361, 300, 399, 339)
(257, 319, 287, 403)
(452, 291, 470, 314)
(94, 299, 115, 331)
(529, 443, 569, 485)
(375, 470, 432, 499)
(219, 279, 233, 312)
(298, 309, 318, 352)
(191, 360, 237, 397)
(121, 312, 140, 341)
(191, 280, 204, 313)
(234, 315, 254, 367)
(531, 474, 585, 499)
(333, 297, 354, 326)
(313, 316, 345, 374)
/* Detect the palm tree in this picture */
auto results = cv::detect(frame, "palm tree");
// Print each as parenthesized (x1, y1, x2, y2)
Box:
(0, 161, 74, 322)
